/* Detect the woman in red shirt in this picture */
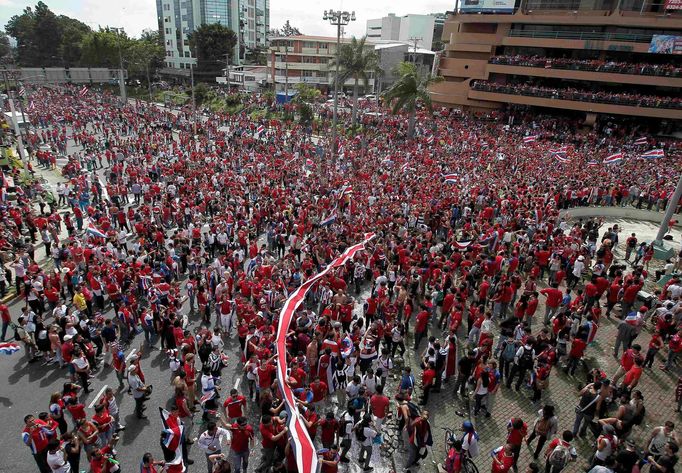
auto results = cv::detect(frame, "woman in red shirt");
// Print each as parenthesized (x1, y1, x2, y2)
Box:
(490, 444, 515, 473)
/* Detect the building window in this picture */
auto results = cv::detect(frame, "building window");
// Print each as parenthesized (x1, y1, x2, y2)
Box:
(163, 3, 170, 10)
(185, 51, 191, 57)
(165, 28, 171, 34)
(303, 41, 315, 48)
(318, 43, 328, 49)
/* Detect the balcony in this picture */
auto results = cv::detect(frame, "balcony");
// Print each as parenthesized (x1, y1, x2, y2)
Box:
(272, 75, 330, 85)
(469, 81, 682, 119)
(508, 29, 654, 43)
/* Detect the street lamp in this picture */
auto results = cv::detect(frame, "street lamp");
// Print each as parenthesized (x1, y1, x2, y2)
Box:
(110, 27, 128, 103)
(323, 9, 355, 163)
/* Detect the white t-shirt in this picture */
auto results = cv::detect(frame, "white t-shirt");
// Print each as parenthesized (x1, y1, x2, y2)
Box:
(47, 449, 71, 473)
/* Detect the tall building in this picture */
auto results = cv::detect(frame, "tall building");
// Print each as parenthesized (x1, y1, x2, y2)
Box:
(430, 0, 682, 124)
(240, 0, 270, 52)
(159, 0, 269, 72)
(365, 13, 443, 50)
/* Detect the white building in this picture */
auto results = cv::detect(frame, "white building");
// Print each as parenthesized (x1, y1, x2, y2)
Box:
(158, 0, 269, 73)
(365, 13, 440, 50)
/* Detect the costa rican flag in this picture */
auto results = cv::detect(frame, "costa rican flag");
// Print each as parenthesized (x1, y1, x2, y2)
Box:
(275, 233, 375, 473)
(554, 154, 570, 163)
(256, 124, 265, 135)
(549, 146, 568, 156)
(339, 184, 353, 196)
(0, 342, 20, 355)
(305, 158, 314, 167)
(641, 149, 665, 159)
(79, 86, 88, 97)
(442, 173, 458, 183)
(86, 222, 107, 238)
(337, 145, 345, 157)
(633, 137, 648, 146)
(18, 87, 25, 96)
(603, 152, 623, 164)
(340, 335, 354, 358)
(452, 240, 473, 250)
(320, 211, 337, 227)
(587, 160, 599, 167)
(159, 407, 184, 469)
(523, 135, 538, 144)
(425, 135, 434, 144)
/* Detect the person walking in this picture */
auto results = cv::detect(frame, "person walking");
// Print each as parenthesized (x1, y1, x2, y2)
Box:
(197, 420, 232, 473)
(543, 430, 577, 473)
(506, 337, 536, 392)
(526, 405, 558, 460)
(354, 414, 378, 472)
(572, 381, 602, 438)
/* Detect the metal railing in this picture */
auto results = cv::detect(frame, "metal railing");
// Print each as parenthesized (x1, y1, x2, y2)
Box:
(508, 29, 654, 43)
(489, 56, 682, 78)
(471, 81, 682, 110)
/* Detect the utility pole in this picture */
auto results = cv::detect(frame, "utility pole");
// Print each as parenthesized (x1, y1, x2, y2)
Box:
(323, 10, 355, 165)
(111, 27, 127, 103)
(146, 62, 152, 102)
(408, 37, 422, 64)
(190, 62, 197, 136)
(284, 42, 289, 100)
(655, 173, 682, 246)
(1, 70, 29, 177)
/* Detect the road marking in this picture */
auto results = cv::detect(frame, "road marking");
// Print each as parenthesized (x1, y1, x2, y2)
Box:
(234, 377, 241, 390)
(125, 348, 137, 361)
(88, 384, 108, 408)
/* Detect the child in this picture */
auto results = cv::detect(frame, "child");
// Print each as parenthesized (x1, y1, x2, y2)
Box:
(644, 330, 664, 368)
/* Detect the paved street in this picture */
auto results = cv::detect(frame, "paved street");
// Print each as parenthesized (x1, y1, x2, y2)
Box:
(2, 125, 681, 473)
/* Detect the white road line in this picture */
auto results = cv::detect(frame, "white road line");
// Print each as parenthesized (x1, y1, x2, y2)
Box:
(88, 384, 108, 408)
(234, 377, 241, 390)
(125, 348, 137, 361)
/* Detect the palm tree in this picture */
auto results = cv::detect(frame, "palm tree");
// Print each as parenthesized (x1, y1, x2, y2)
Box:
(382, 61, 442, 139)
(330, 36, 379, 128)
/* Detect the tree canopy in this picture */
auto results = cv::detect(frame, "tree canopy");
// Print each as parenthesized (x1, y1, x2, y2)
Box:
(189, 23, 237, 74)
(268, 20, 302, 37)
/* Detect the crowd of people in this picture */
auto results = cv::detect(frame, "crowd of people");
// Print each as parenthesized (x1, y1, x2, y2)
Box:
(488, 56, 682, 78)
(1, 82, 682, 473)
(471, 81, 682, 110)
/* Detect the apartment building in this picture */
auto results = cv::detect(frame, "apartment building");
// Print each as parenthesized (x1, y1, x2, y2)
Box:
(430, 0, 682, 123)
(366, 13, 447, 50)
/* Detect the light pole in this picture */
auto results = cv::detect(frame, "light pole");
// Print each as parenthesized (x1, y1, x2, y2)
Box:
(323, 9, 355, 163)
(1, 69, 31, 177)
(111, 27, 128, 103)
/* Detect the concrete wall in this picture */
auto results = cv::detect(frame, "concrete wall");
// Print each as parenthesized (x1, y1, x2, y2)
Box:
(558, 206, 682, 224)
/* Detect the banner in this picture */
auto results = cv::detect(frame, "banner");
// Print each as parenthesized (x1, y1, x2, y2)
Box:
(460, 0, 516, 13)
(648, 35, 682, 55)
(275, 233, 376, 473)
(665, 0, 682, 10)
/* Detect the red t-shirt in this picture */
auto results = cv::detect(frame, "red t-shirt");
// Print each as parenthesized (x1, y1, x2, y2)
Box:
(230, 424, 254, 453)
(223, 395, 246, 418)
(370, 394, 390, 419)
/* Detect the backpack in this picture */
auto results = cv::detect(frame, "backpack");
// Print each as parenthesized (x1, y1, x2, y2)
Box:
(548, 442, 570, 468)
(354, 423, 367, 442)
(481, 372, 490, 388)
(502, 341, 516, 361)
(519, 347, 534, 369)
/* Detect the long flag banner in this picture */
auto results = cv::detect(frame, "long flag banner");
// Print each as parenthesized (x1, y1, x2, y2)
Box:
(603, 152, 623, 164)
(275, 233, 376, 473)
(641, 149, 665, 159)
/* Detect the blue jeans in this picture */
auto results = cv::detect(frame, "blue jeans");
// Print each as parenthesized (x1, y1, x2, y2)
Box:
(1, 321, 9, 341)
(230, 450, 250, 473)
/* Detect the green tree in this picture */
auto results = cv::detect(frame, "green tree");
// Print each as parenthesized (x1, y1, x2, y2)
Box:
(79, 29, 129, 68)
(5, 2, 92, 66)
(268, 20, 302, 37)
(58, 16, 91, 67)
(292, 83, 321, 126)
(382, 61, 442, 139)
(330, 36, 379, 128)
(188, 23, 237, 75)
(126, 33, 164, 81)
(0, 32, 11, 60)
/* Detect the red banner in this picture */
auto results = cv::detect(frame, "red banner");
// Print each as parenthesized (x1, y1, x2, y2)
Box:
(666, 0, 682, 9)
(275, 233, 376, 473)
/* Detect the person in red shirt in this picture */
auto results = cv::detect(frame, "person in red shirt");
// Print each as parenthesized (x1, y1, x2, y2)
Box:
(490, 443, 516, 473)
(318, 444, 340, 473)
(664, 327, 682, 371)
(310, 376, 329, 404)
(370, 384, 390, 431)
(621, 357, 644, 390)
(566, 337, 587, 376)
(22, 414, 51, 472)
(256, 415, 288, 473)
(414, 307, 430, 350)
(229, 417, 254, 473)
(605, 280, 622, 318)
(620, 279, 643, 318)
(318, 412, 339, 448)
(613, 345, 643, 384)
(420, 361, 436, 406)
(506, 417, 527, 470)
(223, 388, 247, 420)
(540, 284, 563, 325)
(0, 303, 10, 341)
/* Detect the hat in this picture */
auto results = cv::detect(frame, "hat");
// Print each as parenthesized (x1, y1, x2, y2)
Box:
(63, 334, 73, 341)
(602, 424, 615, 434)
(127, 365, 137, 373)
(577, 255, 585, 261)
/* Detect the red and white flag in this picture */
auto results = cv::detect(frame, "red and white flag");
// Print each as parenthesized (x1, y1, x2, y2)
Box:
(256, 124, 265, 135)
(159, 407, 184, 471)
(79, 86, 88, 97)
(523, 135, 538, 144)
(603, 152, 623, 164)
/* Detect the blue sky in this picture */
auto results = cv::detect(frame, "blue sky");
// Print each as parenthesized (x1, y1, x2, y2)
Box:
(1, 0, 453, 39)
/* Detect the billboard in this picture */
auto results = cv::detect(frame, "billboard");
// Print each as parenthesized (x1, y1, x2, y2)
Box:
(460, 0, 516, 13)
(665, 0, 682, 10)
(648, 35, 682, 55)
